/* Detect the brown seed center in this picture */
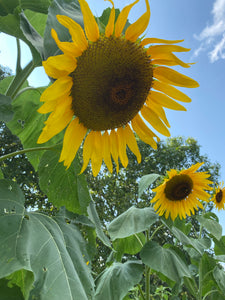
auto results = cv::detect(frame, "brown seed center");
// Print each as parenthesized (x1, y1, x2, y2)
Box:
(216, 190, 223, 203)
(165, 174, 193, 201)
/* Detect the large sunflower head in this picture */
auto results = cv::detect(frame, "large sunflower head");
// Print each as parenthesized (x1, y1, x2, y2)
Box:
(213, 182, 225, 211)
(37, 0, 199, 176)
(151, 163, 213, 221)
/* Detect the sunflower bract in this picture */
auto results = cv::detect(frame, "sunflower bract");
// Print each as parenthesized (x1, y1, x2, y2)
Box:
(38, 0, 199, 176)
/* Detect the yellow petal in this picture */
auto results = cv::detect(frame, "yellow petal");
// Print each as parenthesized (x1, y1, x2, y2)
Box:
(91, 131, 103, 177)
(141, 38, 184, 47)
(152, 53, 191, 68)
(141, 105, 170, 137)
(40, 76, 73, 102)
(102, 131, 113, 173)
(56, 15, 88, 52)
(59, 118, 87, 168)
(124, 124, 141, 163)
(51, 28, 83, 57)
(43, 54, 77, 79)
(131, 114, 158, 149)
(80, 131, 94, 174)
(37, 96, 73, 144)
(115, 0, 139, 37)
(105, 0, 115, 37)
(149, 91, 186, 111)
(125, 0, 150, 42)
(153, 66, 199, 88)
(110, 129, 119, 173)
(182, 162, 204, 174)
(117, 127, 128, 168)
(152, 80, 192, 102)
(147, 45, 190, 57)
(145, 97, 170, 127)
(78, 0, 99, 42)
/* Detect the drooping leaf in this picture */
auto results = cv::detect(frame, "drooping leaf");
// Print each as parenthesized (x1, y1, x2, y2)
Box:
(0, 179, 94, 300)
(197, 214, 222, 241)
(0, 0, 19, 16)
(87, 200, 111, 248)
(38, 150, 92, 215)
(20, 12, 44, 58)
(108, 206, 158, 241)
(140, 241, 191, 282)
(24, 10, 47, 37)
(21, 0, 52, 14)
(43, 0, 83, 60)
(0, 13, 42, 65)
(113, 233, 145, 261)
(213, 266, 225, 294)
(7, 87, 60, 170)
(0, 94, 13, 122)
(138, 173, 159, 197)
(95, 261, 143, 300)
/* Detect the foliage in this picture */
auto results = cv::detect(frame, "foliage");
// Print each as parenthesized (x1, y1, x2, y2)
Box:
(0, 0, 224, 299)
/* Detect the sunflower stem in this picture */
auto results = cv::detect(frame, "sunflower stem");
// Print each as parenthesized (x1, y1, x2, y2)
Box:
(145, 229, 151, 300)
(149, 224, 164, 241)
(199, 202, 208, 238)
(198, 257, 203, 300)
(0, 144, 61, 162)
(137, 284, 145, 300)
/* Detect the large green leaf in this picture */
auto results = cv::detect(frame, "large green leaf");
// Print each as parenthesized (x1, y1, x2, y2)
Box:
(43, 0, 83, 60)
(140, 241, 191, 282)
(107, 206, 158, 241)
(0, 278, 24, 300)
(95, 261, 143, 300)
(87, 200, 111, 248)
(197, 214, 222, 241)
(0, 94, 13, 122)
(7, 87, 59, 170)
(0, 0, 19, 16)
(38, 150, 91, 214)
(0, 179, 94, 299)
(138, 173, 159, 197)
(24, 10, 47, 37)
(214, 236, 225, 255)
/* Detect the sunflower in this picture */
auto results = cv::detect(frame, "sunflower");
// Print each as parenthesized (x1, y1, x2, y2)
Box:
(213, 182, 225, 210)
(37, 0, 199, 176)
(151, 163, 212, 220)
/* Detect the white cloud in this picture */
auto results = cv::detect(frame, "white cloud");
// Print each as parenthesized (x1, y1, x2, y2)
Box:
(194, 0, 225, 62)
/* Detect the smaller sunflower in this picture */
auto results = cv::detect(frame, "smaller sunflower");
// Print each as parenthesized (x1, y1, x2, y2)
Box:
(151, 162, 213, 220)
(213, 182, 225, 211)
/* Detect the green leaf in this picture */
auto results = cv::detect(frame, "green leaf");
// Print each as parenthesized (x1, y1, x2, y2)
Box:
(0, 94, 13, 122)
(213, 266, 225, 294)
(113, 233, 145, 261)
(0, 179, 94, 299)
(43, 0, 83, 59)
(0, 13, 42, 65)
(214, 236, 225, 255)
(108, 206, 158, 241)
(138, 173, 159, 197)
(0, 0, 19, 16)
(163, 221, 211, 254)
(140, 241, 191, 282)
(0, 76, 14, 94)
(95, 261, 143, 300)
(21, 0, 52, 14)
(7, 87, 58, 170)
(87, 200, 112, 248)
(38, 150, 91, 214)
(197, 214, 222, 241)
(0, 169, 4, 179)
(0, 278, 24, 300)
(24, 10, 47, 37)
(6, 269, 34, 300)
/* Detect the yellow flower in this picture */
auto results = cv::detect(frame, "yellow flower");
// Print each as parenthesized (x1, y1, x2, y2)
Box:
(213, 182, 225, 210)
(151, 163, 212, 221)
(37, 0, 199, 176)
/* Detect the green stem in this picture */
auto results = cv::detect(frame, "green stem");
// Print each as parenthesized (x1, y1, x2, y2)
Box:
(198, 257, 203, 300)
(199, 202, 208, 238)
(137, 284, 145, 300)
(0, 145, 60, 162)
(15, 86, 42, 98)
(149, 224, 164, 242)
(202, 289, 219, 300)
(16, 38, 22, 73)
(145, 266, 150, 300)
(5, 61, 35, 99)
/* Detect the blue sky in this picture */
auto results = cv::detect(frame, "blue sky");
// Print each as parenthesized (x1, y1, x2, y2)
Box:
(0, 0, 225, 227)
